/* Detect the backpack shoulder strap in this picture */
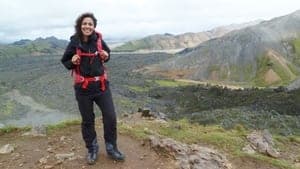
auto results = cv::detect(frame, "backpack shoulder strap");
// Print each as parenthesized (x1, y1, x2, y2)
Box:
(95, 31, 102, 52)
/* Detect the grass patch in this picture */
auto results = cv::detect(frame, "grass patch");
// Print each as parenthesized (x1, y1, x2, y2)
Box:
(119, 122, 150, 139)
(119, 119, 246, 153)
(46, 119, 81, 132)
(148, 79, 191, 87)
(288, 135, 300, 143)
(242, 153, 295, 169)
(0, 126, 30, 135)
(275, 135, 300, 144)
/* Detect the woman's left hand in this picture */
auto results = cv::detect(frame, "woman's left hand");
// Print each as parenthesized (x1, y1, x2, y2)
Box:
(99, 50, 109, 61)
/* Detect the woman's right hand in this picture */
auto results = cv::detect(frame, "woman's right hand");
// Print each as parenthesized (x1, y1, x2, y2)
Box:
(71, 55, 80, 65)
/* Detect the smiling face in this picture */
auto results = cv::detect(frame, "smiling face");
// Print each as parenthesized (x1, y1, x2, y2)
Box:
(81, 17, 95, 40)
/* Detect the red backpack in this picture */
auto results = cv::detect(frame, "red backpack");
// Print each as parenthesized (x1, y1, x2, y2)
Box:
(72, 31, 108, 91)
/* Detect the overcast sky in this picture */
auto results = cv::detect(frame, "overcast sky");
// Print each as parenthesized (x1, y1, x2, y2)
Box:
(0, 0, 299, 43)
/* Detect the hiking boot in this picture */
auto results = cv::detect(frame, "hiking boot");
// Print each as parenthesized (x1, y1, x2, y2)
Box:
(105, 142, 125, 161)
(87, 139, 99, 165)
(87, 151, 97, 165)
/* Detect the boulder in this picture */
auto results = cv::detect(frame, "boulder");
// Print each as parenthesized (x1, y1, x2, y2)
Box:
(246, 130, 280, 158)
(148, 136, 232, 169)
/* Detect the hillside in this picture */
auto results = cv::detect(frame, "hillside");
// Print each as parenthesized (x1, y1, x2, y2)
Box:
(113, 20, 261, 52)
(0, 41, 299, 169)
(0, 37, 68, 58)
(0, 53, 299, 135)
(144, 10, 300, 87)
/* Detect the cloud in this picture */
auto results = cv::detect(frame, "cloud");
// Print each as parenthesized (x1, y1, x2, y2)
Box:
(0, 0, 299, 43)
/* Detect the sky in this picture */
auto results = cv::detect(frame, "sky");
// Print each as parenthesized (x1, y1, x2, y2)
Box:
(0, 0, 299, 43)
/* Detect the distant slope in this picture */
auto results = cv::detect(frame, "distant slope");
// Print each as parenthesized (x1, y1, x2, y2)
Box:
(0, 36, 68, 58)
(146, 10, 300, 87)
(113, 20, 261, 52)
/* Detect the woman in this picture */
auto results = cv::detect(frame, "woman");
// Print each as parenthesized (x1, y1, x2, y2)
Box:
(61, 12, 125, 165)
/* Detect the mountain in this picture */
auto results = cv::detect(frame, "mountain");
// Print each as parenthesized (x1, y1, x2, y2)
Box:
(0, 36, 68, 58)
(113, 20, 261, 52)
(145, 10, 300, 87)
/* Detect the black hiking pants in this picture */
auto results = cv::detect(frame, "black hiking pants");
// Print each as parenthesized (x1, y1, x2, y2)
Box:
(75, 82, 117, 151)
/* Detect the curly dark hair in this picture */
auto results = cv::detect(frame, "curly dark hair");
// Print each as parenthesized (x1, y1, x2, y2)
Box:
(74, 12, 97, 40)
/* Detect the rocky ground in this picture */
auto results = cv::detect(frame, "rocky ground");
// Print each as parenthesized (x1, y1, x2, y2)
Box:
(0, 120, 176, 169)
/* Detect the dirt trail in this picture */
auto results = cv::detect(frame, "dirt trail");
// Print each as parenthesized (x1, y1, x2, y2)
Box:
(0, 123, 176, 169)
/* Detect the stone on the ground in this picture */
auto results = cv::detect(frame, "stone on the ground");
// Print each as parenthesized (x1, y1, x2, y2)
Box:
(22, 124, 47, 136)
(55, 153, 75, 161)
(141, 108, 151, 117)
(139, 107, 168, 121)
(39, 157, 48, 164)
(247, 130, 280, 158)
(0, 144, 14, 154)
(242, 144, 256, 154)
(44, 165, 54, 169)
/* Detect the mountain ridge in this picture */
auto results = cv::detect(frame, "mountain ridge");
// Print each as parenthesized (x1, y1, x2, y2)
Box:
(0, 36, 68, 58)
(113, 20, 262, 52)
(145, 10, 300, 87)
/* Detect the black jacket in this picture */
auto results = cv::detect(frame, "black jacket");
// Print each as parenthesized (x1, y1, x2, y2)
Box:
(61, 32, 111, 77)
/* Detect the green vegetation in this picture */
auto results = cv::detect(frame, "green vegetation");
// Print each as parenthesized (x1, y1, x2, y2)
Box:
(148, 84, 300, 135)
(291, 38, 300, 66)
(113, 40, 151, 52)
(0, 37, 67, 58)
(147, 79, 191, 87)
(120, 119, 246, 152)
(114, 96, 140, 112)
(229, 64, 255, 82)
(1, 100, 14, 117)
(243, 154, 294, 169)
(0, 99, 30, 122)
(254, 54, 296, 87)
(0, 119, 80, 135)
(0, 126, 30, 135)
(46, 119, 81, 132)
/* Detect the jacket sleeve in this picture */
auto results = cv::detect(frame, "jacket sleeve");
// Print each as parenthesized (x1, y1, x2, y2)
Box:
(61, 42, 76, 70)
(101, 40, 111, 63)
